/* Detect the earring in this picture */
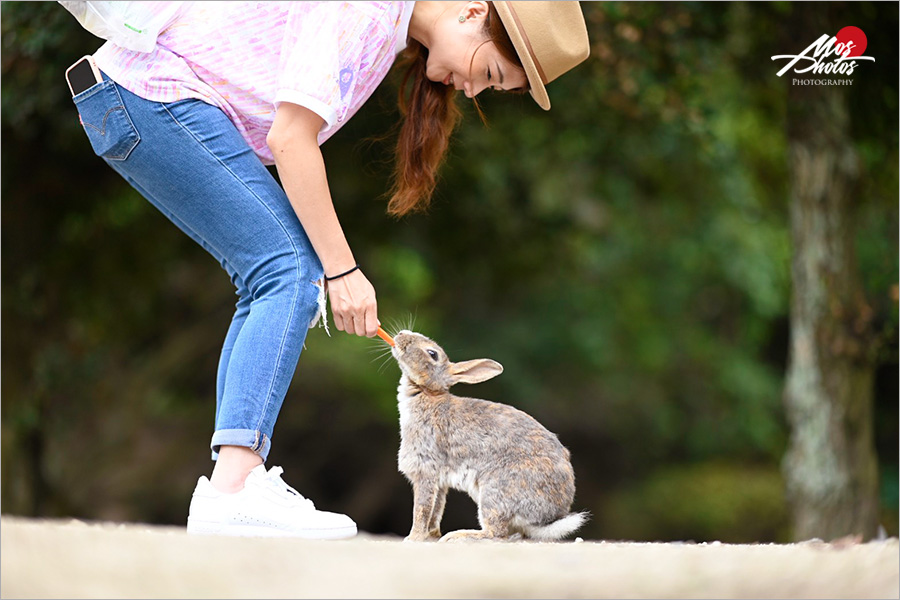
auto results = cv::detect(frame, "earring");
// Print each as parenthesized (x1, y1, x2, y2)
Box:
(458, 16, 466, 22)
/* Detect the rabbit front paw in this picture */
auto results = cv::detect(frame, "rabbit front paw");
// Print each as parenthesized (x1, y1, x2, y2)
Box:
(404, 530, 441, 542)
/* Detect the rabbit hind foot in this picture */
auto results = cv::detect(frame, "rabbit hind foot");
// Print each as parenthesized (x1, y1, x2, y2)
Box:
(438, 529, 507, 543)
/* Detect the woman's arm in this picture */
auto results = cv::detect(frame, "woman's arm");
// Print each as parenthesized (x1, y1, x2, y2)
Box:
(267, 102, 377, 337)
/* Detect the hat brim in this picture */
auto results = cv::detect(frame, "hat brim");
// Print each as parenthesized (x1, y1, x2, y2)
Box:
(493, 1, 551, 110)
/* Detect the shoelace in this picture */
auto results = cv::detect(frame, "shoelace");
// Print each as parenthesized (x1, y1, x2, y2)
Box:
(262, 466, 316, 509)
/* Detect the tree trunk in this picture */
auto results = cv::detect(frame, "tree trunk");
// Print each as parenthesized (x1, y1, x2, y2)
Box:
(782, 6, 880, 542)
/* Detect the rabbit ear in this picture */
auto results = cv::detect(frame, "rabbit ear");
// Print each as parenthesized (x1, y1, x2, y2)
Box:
(448, 359, 504, 385)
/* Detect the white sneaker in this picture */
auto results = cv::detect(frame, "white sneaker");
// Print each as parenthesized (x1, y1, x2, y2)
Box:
(186, 464, 357, 539)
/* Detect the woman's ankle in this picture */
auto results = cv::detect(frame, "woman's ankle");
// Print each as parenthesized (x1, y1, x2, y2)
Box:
(210, 445, 264, 493)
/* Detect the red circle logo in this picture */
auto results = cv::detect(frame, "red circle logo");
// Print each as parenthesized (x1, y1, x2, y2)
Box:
(835, 26, 867, 57)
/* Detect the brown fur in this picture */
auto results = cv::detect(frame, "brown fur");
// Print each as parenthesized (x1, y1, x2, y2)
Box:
(391, 330, 588, 542)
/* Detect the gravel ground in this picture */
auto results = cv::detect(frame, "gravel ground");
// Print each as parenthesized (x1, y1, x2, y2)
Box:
(1, 516, 897, 599)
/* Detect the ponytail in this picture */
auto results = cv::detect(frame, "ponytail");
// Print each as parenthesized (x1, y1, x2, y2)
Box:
(386, 39, 461, 217)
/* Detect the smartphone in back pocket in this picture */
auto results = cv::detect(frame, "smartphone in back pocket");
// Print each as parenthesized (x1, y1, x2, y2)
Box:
(65, 55, 102, 96)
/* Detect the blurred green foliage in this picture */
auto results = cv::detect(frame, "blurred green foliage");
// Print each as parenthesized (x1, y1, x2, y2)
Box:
(2, 1, 897, 542)
(602, 462, 789, 543)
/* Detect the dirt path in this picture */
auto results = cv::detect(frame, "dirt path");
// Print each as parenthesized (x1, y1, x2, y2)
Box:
(1, 517, 897, 599)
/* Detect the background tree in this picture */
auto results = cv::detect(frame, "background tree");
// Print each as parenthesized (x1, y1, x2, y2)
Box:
(781, 4, 890, 541)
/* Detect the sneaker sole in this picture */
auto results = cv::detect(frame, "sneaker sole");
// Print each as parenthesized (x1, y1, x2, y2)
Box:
(187, 518, 357, 540)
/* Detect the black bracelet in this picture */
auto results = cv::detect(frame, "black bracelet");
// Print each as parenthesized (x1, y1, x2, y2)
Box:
(325, 264, 361, 281)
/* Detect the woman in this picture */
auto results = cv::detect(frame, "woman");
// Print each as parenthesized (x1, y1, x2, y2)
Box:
(70, 1, 589, 538)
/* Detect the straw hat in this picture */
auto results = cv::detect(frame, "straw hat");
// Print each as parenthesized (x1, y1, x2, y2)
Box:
(493, 1, 590, 110)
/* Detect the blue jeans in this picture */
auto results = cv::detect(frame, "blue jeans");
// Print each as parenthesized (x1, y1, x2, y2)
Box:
(72, 74, 325, 462)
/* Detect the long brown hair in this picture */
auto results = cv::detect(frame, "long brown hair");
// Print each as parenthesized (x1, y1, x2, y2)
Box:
(386, 3, 523, 217)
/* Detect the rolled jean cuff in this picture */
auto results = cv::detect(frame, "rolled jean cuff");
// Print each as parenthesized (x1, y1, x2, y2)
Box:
(210, 428, 271, 462)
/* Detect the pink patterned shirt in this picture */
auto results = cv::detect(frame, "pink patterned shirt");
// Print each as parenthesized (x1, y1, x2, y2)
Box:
(94, 1, 414, 164)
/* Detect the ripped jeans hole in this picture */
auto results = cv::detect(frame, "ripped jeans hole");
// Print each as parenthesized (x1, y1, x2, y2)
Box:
(310, 278, 330, 336)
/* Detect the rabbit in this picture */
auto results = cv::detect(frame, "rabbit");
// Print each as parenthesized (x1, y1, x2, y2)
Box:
(390, 329, 588, 543)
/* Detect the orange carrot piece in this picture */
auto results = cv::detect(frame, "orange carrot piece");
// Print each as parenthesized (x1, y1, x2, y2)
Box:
(377, 326, 395, 346)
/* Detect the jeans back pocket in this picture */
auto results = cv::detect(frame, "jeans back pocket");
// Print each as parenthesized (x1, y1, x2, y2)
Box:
(73, 79, 140, 161)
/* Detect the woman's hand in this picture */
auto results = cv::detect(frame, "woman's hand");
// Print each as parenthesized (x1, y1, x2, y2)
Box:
(325, 269, 378, 337)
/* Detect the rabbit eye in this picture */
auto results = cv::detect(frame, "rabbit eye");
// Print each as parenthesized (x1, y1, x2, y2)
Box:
(426, 349, 439, 361)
